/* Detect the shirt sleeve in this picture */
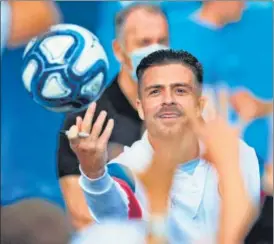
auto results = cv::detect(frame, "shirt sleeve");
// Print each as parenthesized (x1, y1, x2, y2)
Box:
(79, 163, 143, 222)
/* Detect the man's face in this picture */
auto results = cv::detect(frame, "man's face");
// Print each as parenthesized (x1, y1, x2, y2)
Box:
(137, 63, 204, 137)
(114, 9, 169, 70)
(123, 9, 168, 52)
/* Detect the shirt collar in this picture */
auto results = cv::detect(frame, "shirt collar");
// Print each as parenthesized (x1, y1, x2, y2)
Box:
(141, 130, 204, 175)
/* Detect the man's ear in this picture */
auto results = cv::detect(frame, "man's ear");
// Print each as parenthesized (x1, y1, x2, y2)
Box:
(113, 39, 125, 63)
(136, 98, 144, 120)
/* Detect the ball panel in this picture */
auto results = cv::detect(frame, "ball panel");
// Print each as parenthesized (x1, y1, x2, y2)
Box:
(23, 37, 38, 58)
(81, 72, 104, 97)
(39, 35, 74, 65)
(22, 59, 39, 92)
(41, 73, 72, 99)
(70, 32, 108, 76)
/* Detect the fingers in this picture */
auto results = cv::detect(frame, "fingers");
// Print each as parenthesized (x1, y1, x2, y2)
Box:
(184, 105, 204, 137)
(218, 88, 229, 121)
(76, 116, 82, 131)
(66, 125, 80, 145)
(230, 90, 258, 122)
(232, 117, 247, 135)
(68, 108, 114, 150)
(97, 119, 114, 148)
(203, 98, 217, 122)
(89, 111, 108, 141)
(81, 102, 96, 133)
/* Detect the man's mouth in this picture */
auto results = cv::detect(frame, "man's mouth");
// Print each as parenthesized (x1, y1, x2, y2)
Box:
(158, 112, 181, 119)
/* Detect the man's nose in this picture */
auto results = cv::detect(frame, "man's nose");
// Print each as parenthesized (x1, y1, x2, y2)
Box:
(162, 90, 174, 105)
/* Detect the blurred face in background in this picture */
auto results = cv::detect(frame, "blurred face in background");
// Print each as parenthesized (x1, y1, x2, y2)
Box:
(137, 63, 204, 138)
(113, 7, 169, 82)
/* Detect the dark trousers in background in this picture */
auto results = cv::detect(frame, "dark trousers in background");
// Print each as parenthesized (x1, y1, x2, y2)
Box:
(245, 196, 273, 244)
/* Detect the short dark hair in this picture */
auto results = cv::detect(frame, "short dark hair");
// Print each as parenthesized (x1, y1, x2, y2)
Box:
(136, 49, 203, 94)
(115, 3, 167, 39)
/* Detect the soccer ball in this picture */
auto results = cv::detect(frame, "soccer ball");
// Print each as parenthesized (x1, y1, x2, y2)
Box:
(22, 24, 109, 112)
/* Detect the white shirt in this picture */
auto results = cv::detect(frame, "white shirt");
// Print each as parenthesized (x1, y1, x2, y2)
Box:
(79, 131, 260, 243)
(71, 220, 146, 244)
(71, 220, 215, 244)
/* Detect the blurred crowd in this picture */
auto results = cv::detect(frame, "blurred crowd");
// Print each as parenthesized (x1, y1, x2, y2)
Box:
(1, 1, 273, 244)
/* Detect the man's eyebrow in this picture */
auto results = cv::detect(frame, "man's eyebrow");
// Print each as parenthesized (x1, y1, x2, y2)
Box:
(144, 84, 163, 92)
(144, 82, 193, 91)
(171, 82, 194, 90)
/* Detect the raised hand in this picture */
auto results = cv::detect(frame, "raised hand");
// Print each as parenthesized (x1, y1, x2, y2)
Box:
(186, 89, 239, 170)
(66, 102, 114, 178)
(185, 92, 257, 244)
(230, 90, 273, 121)
(186, 108, 239, 171)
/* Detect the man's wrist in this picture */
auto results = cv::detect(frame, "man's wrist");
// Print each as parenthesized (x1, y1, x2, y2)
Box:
(79, 166, 113, 194)
(86, 167, 106, 179)
(211, 156, 240, 175)
(80, 165, 105, 179)
(147, 214, 168, 241)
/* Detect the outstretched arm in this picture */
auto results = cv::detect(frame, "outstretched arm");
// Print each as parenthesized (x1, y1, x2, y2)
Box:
(67, 103, 143, 221)
(185, 100, 258, 244)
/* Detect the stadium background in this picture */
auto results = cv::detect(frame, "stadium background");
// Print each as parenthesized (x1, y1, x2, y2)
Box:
(1, 1, 273, 209)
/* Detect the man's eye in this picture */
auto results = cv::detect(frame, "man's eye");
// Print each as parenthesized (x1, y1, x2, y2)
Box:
(149, 89, 160, 95)
(176, 88, 187, 94)
(139, 39, 151, 47)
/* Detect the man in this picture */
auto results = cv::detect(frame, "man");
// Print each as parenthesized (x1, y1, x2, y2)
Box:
(58, 4, 169, 229)
(67, 49, 260, 242)
(1, 1, 60, 53)
(70, 101, 256, 244)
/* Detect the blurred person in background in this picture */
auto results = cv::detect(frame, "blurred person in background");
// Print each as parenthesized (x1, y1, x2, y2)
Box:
(230, 90, 273, 244)
(1, 0, 62, 210)
(171, 0, 272, 172)
(57, 3, 169, 230)
(170, 1, 245, 88)
(171, 6, 273, 242)
(87, 1, 201, 82)
(67, 49, 260, 242)
(1, 1, 60, 53)
(1, 199, 71, 244)
(231, 91, 273, 123)
(230, 91, 273, 195)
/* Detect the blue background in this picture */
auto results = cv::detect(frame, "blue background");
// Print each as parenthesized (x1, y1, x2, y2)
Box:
(1, 1, 272, 207)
